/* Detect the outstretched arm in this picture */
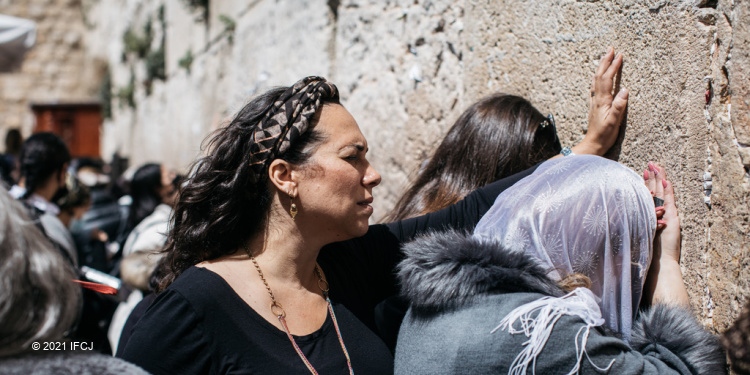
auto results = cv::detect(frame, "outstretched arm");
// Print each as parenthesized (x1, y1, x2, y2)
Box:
(559, 47, 630, 157)
(643, 163, 690, 307)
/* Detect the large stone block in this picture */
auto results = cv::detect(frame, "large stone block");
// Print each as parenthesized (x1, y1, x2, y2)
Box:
(335, 0, 467, 219)
(459, 0, 750, 331)
(226, 0, 333, 102)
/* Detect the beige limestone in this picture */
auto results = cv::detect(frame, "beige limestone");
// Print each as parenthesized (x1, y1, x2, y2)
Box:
(460, 0, 748, 332)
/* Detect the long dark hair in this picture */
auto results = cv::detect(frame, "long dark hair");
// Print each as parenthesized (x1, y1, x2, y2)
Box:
(155, 86, 338, 292)
(385, 94, 561, 221)
(4, 128, 22, 155)
(18, 133, 71, 199)
(127, 163, 163, 230)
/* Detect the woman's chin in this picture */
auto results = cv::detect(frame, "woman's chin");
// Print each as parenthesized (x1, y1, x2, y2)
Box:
(348, 220, 371, 239)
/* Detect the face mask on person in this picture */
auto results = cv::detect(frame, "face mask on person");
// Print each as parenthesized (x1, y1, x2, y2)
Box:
(69, 218, 83, 231)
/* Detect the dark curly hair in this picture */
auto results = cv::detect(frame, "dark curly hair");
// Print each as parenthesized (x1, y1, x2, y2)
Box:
(384, 93, 561, 221)
(18, 132, 71, 199)
(155, 86, 338, 292)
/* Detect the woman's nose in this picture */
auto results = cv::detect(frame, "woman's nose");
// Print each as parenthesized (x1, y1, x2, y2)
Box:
(363, 164, 382, 188)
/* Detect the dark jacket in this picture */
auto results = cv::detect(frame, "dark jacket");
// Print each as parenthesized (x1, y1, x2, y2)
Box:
(395, 231, 727, 374)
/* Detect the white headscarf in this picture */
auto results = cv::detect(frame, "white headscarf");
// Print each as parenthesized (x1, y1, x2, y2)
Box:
(474, 155, 656, 341)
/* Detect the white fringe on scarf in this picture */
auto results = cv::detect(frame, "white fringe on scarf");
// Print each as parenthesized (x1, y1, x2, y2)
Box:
(491, 288, 616, 375)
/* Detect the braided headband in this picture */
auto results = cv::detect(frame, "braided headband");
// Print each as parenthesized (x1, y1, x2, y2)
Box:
(248, 76, 339, 175)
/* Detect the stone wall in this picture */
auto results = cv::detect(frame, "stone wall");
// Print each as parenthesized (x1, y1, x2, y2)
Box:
(81, 0, 336, 170)
(461, 0, 748, 333)
(2, 0, 746, 332)
(0, 0, 103, 146)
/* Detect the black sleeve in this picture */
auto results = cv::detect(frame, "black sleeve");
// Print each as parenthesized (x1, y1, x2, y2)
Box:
(118, 289, 212, 375)
(384, 164, 538, 242)
(116, 293, 156, 357)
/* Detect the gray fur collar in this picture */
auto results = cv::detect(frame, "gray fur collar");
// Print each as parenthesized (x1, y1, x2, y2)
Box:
(632, 304, 728, 374)
(397, 231, 727, 373)
(397, 230, 563, 315)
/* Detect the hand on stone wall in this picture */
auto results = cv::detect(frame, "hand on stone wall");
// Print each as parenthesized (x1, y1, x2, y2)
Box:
(575, 47, 630, 156)
(643, 162, 690, 308)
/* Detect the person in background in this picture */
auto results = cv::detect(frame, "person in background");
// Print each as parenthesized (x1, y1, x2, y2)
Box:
(107, 163, 174, 279)
(50, 170, 120, 355)
(70, 158, 125, 273)
(53, 173, 92, 230)
(10, 132, 76, 267)
(108, 173, 182, 353)
(126, 163, 176, 236)
(0, 187, 148, 375)
(121, 172, 181, 260)
(12, 136, 119, 355)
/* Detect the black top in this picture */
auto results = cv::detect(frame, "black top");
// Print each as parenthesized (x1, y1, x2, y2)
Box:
(116, 292, 156, 357)
(119, 165, 537, 375)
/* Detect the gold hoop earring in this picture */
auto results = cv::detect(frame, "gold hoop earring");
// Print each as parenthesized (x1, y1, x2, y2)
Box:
(289, 194, 298, 220)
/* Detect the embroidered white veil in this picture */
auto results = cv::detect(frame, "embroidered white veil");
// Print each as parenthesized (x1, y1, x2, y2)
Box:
(474, 155, 656, 341)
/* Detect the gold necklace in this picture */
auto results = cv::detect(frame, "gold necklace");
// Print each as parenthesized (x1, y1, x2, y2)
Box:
(250, 256, 355, 375)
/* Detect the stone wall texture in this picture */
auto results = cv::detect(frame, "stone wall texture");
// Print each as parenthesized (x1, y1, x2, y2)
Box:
(1, 0, 747, 334)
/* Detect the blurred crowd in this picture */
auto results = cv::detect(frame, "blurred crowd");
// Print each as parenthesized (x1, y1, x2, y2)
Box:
(0, 130, 182, 359)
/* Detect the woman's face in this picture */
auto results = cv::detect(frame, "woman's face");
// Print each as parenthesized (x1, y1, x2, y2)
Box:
(294, 104, 381, 241)
(159, 166, 177, 205)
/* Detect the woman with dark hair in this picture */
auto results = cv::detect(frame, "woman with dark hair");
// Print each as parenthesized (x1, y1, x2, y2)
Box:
(385, 94, 562, 221)
(376, 94, 566, 349)
(9, 132, 75, 265)
(13, 132, 70, 201)
(127, 163, 175, 231)
(121, 49, 628, 374)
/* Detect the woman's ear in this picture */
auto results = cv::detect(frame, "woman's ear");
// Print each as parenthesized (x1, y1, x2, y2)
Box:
(268, 159, 297, 196)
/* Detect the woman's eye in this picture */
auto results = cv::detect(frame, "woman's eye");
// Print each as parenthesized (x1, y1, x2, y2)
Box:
(345, 155, 358, 161)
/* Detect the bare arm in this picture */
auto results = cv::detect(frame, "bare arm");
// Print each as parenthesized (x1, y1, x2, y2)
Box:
(643, 163, 690, 307)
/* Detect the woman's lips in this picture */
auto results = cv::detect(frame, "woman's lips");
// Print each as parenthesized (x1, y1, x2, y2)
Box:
(358, 198, 374, 213)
